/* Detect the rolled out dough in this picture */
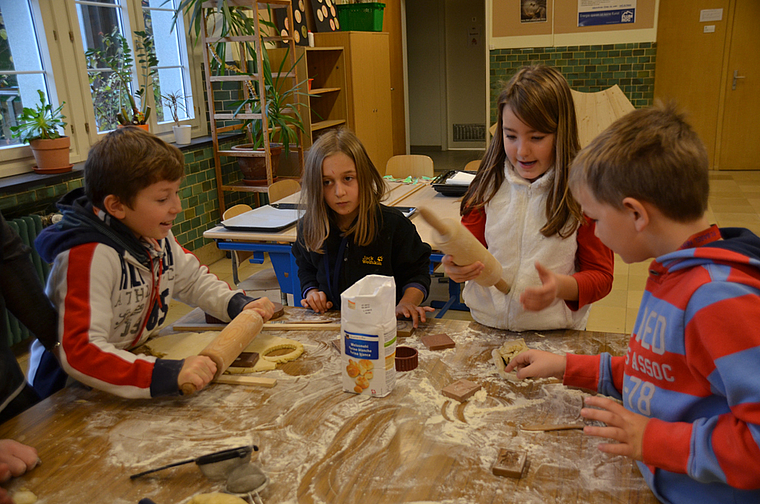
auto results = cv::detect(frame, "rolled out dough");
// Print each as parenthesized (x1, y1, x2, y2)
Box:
(12, 488, 37, 504)
(139, 331, 304, 373)
(493, 338, 529, 379)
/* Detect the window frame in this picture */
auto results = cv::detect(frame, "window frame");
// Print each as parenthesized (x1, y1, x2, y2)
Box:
(0, 0, 208, 179)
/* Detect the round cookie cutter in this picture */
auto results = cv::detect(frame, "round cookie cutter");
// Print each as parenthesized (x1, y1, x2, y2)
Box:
(395, 346, 418, 371)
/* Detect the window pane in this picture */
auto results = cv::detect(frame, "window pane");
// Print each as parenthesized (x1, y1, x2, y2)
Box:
(0, 0, 51, 148)
(77, 0, 134, 132)
(143, 0, 194, 124)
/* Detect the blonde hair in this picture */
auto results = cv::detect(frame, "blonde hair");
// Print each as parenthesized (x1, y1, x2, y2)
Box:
(462, 65, 583, 238)
(570, 101, 709, 222)
(299, 129, 386, 252)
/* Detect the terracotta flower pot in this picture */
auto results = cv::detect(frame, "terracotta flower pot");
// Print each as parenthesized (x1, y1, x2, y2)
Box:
(232, 143, 282, 186)
(29, 136, 72, 174)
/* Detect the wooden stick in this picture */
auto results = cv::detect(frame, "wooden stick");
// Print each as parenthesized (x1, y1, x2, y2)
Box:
(519, 423, 584, 432)
(173, 321, 340, 332)
(388, 181, 427, 206)
(215, 375, 277, 388)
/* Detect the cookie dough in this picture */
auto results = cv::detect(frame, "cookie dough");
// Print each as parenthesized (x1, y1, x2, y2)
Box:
(139, 331, 304, 373)
(493, 338, 529, 379)
(12, 488, 37, 504)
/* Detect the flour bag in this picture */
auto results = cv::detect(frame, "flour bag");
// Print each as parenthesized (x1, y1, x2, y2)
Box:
(341, 274, 397, 397)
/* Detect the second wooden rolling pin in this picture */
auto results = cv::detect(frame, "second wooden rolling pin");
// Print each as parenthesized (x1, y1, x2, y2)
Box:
(417, 206, 510, 293)
(180, 309, 264, 395)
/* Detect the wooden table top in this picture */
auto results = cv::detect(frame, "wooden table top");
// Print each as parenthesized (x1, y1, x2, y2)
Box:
(0, 313, 657, 504)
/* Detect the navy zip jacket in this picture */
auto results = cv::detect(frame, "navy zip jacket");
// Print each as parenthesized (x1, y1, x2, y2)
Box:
(292, 205, 432, 307)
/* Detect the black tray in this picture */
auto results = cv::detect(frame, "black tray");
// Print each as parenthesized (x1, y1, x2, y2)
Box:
(432, 170, 477, 196)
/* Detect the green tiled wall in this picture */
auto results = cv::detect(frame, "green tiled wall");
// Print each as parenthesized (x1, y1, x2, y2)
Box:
(489, 42, 656, 124)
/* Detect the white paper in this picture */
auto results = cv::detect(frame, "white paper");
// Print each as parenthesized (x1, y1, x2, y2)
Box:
(445, 171, 476, 186)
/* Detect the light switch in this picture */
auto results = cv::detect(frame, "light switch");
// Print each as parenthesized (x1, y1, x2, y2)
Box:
(704, 25, 716, 33)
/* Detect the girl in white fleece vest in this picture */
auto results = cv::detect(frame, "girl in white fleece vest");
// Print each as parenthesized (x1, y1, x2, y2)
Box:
(443, 65, 614, 331)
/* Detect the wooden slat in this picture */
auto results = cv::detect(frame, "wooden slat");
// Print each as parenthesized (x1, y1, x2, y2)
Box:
(215, 375, 277, 387)
(311, 119, 346, 131)
(213, 112, 262, 121)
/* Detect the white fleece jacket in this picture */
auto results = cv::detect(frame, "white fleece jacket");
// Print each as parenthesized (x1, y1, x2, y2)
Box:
(463, 165, 590, 331)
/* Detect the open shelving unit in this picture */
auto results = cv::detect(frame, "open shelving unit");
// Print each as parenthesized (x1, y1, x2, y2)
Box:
(200, 0, 303, 214)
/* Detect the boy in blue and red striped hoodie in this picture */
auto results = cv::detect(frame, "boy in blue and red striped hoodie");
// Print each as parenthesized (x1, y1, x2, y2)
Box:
(506, 103, 760, 503)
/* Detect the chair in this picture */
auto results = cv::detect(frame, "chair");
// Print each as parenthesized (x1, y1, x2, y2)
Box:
(385, 155, 434, 179)
(464, 160, 481, 172)
(571, 85, 635, 147)
(267, 179, 301, 203)
(222, 204, 280, 294)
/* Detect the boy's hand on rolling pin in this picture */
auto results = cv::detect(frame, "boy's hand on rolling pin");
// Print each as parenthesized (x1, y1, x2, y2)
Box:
(301, 289, 333, 314)
(0, 439, 40, 482)
(178, 355, 217, 393)
(243, 297, 275, 321)
(441, 255, 484, 283)
(505, 349, 566, 380)
(581, 396, 649, 461)
(395, 300, 434, 328)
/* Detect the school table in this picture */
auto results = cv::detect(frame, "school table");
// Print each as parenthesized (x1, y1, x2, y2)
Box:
(203, 180, 468, 313)
(0, 311, 657, 504)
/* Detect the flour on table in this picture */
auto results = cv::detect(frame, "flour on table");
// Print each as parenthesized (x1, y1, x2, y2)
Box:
(493, 338, 529, 379)
(138, 331, 304, 372)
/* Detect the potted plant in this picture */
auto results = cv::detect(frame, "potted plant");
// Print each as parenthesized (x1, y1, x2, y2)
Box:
(85, 27, 158, 130)
(162, 90, 192, 145)
(173, 0, 309, 185)
(10, 89, 71, 174)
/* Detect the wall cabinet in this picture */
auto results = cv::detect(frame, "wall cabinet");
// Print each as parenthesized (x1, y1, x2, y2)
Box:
(314, 31, 393, 173)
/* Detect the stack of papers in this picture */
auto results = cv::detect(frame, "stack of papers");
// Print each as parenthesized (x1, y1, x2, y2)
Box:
(445, 171, 476, 186)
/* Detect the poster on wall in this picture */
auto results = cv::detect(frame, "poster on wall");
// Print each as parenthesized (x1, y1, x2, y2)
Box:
(578, 0, 636, 27)
(274, 0, 309, 46)
(310, 0, 340, 33)
(520, 0, 547, 23)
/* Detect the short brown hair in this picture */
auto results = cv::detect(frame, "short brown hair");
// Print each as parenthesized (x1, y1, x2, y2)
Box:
(569, 102, 709, 222)
(84, 126, 185, 208)
(299, 128, 385, 252)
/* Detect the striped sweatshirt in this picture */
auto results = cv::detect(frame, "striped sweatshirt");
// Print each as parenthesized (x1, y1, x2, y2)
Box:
(564, 226, 760, 503)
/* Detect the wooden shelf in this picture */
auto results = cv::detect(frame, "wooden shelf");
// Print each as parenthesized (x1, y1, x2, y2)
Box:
(309, 87, 340, 96)
(221, 183, 271, 193)
(311, 119, 346, 132)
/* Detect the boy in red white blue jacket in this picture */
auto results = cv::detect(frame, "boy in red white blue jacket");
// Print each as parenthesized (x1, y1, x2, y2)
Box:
(28, 127, 275, 400)
(506, 103, 760, 503)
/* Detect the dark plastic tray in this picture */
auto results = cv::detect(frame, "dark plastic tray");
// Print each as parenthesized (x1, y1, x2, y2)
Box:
(431, 170, 477, 196)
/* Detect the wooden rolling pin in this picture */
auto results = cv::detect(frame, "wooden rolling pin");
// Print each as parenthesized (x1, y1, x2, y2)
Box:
(180, 309, 264, 395)
(418, 206, 510, 293)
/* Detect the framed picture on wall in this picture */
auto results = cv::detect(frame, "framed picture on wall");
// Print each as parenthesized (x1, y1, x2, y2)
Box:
(521, 0, 547, 23)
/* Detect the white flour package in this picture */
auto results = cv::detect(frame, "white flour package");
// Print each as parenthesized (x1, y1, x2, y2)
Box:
(340, 275, 397, 397)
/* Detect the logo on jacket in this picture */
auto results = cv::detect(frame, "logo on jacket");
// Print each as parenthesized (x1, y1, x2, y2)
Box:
(362, 255, 383, 266)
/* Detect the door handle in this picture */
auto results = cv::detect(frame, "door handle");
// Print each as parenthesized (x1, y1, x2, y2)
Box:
(732, 70, 745, 90)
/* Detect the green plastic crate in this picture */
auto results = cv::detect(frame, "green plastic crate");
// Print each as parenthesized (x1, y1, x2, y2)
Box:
(336, 3, 385, 32)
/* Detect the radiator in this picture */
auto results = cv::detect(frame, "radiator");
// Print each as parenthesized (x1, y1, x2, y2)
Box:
(453, 123, 486, 142)
(4, 215, 50, 347)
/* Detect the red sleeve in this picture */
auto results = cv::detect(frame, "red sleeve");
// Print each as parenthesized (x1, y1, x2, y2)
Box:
(461, 207, 487, 247)
(567, 216, 614, 311)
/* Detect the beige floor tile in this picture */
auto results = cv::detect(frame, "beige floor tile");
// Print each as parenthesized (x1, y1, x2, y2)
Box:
(628, 261, 651, 275)
(628, 274, 649, 291)
(613, 256, 628, 275)
(611, 274, 628, 290)
(586, 306, 626, 333)
(595, 288, 628, 308)
(625, 307, 641, 333)
(627, 290, 644, 310)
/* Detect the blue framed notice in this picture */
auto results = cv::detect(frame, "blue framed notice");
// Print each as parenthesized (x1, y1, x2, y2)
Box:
(578, 1, 636, 27)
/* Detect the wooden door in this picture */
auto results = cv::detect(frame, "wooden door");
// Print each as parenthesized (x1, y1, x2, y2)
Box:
(654, 0, 729, 166)
(383, 0, 408, 155)
(717, 0, 760, 170)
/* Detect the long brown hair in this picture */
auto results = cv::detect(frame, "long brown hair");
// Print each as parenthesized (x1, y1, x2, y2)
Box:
(298, 128, 386, 252)
(462, 65, 583, 238)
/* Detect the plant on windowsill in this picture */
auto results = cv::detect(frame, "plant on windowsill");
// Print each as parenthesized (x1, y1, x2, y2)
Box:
(85, 27, 159, 130)
(173, 0, 309, 185)
(162, 90, 192, 145)
(10, 89, 71, 174)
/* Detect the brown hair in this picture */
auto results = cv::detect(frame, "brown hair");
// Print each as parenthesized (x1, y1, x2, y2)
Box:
(462, 65, 583, 238)
(84, 126, 185, 209)
(298, 128, 386, 252)
(569, 101, 709, 222)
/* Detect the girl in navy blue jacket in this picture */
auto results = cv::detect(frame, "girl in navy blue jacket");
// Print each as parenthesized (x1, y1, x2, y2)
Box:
(292, 129, 433, 327)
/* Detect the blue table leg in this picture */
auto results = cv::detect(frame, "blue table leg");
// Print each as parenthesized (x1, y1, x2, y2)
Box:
(429, 253, 469, 318)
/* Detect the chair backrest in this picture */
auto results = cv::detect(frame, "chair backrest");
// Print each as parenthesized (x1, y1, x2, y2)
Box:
(385, 155, 434, 179)
(571, 84, 635, 147)
(268, 179, 301, 203)
(223, 203, 253, 220)
(464, 160, 481, 172)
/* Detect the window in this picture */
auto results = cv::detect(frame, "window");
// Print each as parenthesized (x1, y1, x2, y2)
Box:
(0, 0, 206, 178)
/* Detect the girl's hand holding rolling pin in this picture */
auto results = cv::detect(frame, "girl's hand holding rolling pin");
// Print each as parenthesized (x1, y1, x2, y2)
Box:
(441, 255, 484, 283)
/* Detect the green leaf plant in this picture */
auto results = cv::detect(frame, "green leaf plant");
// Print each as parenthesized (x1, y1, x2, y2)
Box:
(9, 89, 67, 144)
